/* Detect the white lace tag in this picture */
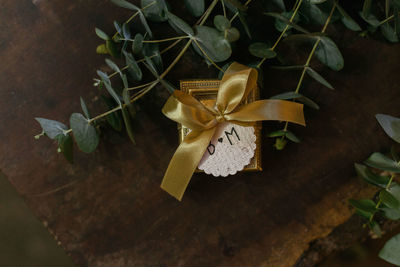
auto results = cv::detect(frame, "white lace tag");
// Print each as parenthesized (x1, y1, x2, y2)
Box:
(197, 122, 257, 177)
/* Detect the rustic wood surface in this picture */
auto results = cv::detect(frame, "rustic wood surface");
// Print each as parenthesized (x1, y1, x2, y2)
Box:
(1, 1, 400, 266)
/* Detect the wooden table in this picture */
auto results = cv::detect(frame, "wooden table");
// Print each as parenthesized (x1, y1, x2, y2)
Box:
(1, 1, 400, 266)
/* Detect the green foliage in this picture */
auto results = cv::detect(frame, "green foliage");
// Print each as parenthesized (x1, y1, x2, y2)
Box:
(379, 233, 400, 265)
(70, 113, 99, 153)
(351, 113, 400, 265)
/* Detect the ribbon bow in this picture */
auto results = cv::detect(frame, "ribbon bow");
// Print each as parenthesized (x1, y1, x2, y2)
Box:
(161, 62, 306, 200)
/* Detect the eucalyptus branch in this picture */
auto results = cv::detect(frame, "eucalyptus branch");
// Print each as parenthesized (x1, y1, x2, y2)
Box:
(257, 0, 304, 68)
(70, 0, 219, 129)
(279, 1, 337, 137)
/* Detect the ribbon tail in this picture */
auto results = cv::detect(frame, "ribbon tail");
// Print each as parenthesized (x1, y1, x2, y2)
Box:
(161, 128, 216, 201)
(225, 99, 306, 126)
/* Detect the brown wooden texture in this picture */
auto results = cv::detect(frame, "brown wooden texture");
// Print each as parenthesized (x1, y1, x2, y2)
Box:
(1, 1, 400, 266)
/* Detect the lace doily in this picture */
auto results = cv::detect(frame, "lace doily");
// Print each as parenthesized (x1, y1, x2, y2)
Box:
(197, 122, 257, 177)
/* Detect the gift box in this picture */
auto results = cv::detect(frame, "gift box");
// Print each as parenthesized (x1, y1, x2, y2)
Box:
(178, 79, 262, 173)
(161, 62, 305, 200)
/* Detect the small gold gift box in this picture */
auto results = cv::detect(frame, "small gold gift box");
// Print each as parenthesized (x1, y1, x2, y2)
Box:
(178, 80, 262, 172)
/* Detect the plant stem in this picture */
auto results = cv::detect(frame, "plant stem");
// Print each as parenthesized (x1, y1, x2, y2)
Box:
(257, 0, 303, 68)
(127, 80, 156, 91)
(221, 0, 227, 18)
(141, 36, 190, 43)
(279, 1, 337, 141)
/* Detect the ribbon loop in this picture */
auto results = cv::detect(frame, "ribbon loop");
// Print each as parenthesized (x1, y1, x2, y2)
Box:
(161, 62, 306, 200)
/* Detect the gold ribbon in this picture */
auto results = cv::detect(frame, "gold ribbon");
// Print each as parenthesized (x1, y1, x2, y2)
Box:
(161, 62, 306, 200)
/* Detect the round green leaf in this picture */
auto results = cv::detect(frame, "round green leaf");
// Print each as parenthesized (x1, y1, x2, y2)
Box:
(95, 28, 109, 41)
(364, 152, 400, 173)
(224, 27, 240, 42)
(376, 114, 400, 143)
(248, 42, 276, 59)
(214, 15, 231, 31)
(315, 37, 344, 71)
(193, 26, 232, 62)
(35, 118, 68, 139)
(70, 113, 99, 153)
(167, 11, 194, 36)
(379, 233, 400, 265)
(132, 33, 144, 55)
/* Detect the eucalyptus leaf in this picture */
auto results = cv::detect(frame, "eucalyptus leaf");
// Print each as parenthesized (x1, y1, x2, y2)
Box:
(381, 23, 399, 43)
(122, 23, 131, 40)
(167, 11, 194, 36)
(55, 134, 73, 163)
(267, 130, 287, 138)
(301, 2, 328, 25)
(132, 33, 144, 55)
(382, 206, 400, 220)
(388, 183, 400, 203)
(349, 198, 377, 213)
(336, 4, 362, 31)
(364, 152, 400, 173)
(70, 113, 99, 153)
(193, 25, 232, 62)
(362, 0, 373, 18)
(102, 96, 123, 132)
(376, 114, 400, 143)
(106, 40, 119, 58)
(285, 130, 301, 143)
(315, 36, 344, 71)
(80, 97, 90, 119)
(184, 0, 204, 17)
(114, 21, 122, 35)
(105, 59, 121, 77)
(379, 233, 400, 266)
(98, 70, 121, 106)
(265, 12, 307, 33)
(123, 88, 137, 118)
(248, 42, 276, 59)
(359, 12, 380, 27)
(35, 118, 68, 139)
(123, 51, 143, 81)
(122, 107, 136, 145)
(141, 0, 168, 22)
(306, 67, 334, 89)
(354, 163, 391, 188)
(95, 28, 110, 40)
(143, 43, 163, 72)
(224, 27, 240, 42)
(214, 15, 231, 31)
(380, 190, 400, 209)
